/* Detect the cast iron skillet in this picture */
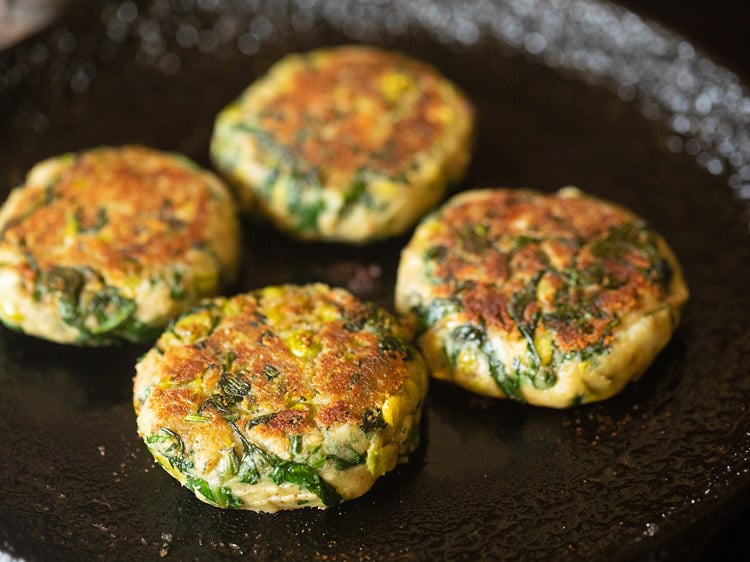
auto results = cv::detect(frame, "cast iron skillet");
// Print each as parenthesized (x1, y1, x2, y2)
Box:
(1, 1, 748, 560)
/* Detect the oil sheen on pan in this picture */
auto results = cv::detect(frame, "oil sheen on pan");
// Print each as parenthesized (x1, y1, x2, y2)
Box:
(0, 1, 748, 561)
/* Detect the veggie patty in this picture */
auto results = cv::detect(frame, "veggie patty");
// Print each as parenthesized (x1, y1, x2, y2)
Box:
(395, 187, 689, 407)
(0, 145, 240, 345)
(133, 283, 428, 511)
(210, 45, 475, 243)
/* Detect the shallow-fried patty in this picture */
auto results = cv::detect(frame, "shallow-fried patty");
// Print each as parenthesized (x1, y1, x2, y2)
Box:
(395, 187, 689, 408)
(0, 146, 240, 345)
(210, 45, 475, 243)
(133, 283, 428, 512)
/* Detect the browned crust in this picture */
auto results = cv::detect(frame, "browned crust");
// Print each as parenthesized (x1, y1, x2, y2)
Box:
(245, 46, 473, 187)
(1, 146, 220, 277)
(423, 189, 681, 355)
(148, 285, 413, 439)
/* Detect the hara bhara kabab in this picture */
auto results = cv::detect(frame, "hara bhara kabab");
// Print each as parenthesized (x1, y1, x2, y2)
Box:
(133, 284, 428, 512)
(210, 45, 475, 243)
(395, 187, 689, 408)
(0, 146, 240, 345)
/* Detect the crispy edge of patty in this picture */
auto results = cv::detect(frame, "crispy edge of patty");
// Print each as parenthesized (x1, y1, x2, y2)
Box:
(134, 283, 428, 511)
(394, 187, 689, 407)
(0, 145, 241, 345)
(210, 45, 475, 242)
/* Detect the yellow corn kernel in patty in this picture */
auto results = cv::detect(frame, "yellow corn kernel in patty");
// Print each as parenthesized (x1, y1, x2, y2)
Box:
(379, 71, 413, 102)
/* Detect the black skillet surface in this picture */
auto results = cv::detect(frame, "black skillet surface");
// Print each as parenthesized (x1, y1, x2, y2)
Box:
(1, 1, 749, 560)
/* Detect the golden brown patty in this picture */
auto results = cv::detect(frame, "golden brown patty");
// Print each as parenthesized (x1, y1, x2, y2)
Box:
(395, 187, 689, 407)
(0, 146, 240, 345)
(210, 45, 475, 243)
(133, 284, 428, 512)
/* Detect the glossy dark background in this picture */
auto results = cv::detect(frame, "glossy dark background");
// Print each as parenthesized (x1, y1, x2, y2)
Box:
(617, 2, 749, 559)
(0, 0, 748, 560)
(620, 0, 749, 78)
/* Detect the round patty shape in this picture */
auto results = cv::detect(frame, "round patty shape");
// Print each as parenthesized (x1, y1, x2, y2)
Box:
(395, 187, 689, 408)
(0, 146, 240, 345)
(210, 45, 475, 243)
(133, 283, 428, 512)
